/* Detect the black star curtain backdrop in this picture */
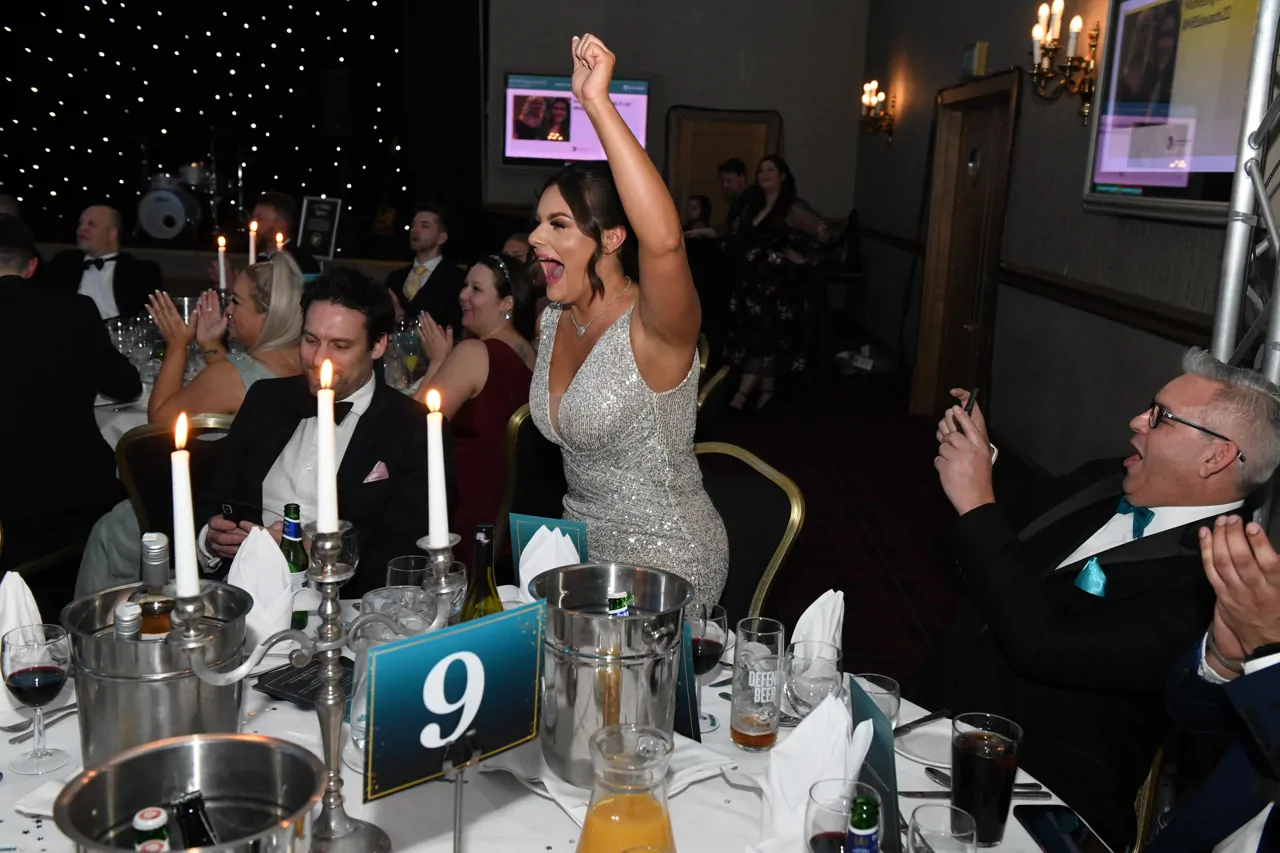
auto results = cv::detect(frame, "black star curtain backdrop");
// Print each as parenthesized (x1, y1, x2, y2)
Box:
(0, 1, 410, 257)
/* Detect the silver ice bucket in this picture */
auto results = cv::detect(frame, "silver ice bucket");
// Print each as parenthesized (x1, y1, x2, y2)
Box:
(54, 733, 325, 853)
(532, 563, 694, 787)
(61, 582, 251, 767)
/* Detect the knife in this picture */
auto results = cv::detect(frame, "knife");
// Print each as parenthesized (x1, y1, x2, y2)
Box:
(900, 790, 1051, 800)
(893, 708, 950, 738)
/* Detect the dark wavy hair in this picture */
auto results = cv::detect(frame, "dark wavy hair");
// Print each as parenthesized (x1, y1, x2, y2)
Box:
(474, 252, 536, 339)
(301, 266, 395, 350)
(741, 154, 798, 226)
(539, 162, 638, 299)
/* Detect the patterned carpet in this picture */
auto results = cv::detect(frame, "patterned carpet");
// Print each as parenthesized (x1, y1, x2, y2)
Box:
(707, 367, 964, 683)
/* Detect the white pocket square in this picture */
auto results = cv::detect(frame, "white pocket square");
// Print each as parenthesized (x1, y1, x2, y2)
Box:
(363, 461, 390, 483)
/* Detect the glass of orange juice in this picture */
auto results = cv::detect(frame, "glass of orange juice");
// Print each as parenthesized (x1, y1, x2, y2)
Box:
(576, 725, 677, 853)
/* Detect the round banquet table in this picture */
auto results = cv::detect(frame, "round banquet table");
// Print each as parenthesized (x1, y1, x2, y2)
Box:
(0, 679, 1067, 853)
(94, 400, 148, 450)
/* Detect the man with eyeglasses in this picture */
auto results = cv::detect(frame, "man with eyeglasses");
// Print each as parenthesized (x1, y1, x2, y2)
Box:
(913, 347, 1280, 852)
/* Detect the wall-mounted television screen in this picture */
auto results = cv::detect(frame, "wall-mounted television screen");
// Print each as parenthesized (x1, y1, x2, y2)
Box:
(503, 74, 649, 165)
(1084, 0, 1259, 223)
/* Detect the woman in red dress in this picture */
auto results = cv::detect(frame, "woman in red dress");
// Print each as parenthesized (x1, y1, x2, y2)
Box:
(416, 253, 536, 567)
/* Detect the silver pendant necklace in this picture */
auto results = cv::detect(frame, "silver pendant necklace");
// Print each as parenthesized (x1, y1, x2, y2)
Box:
(569, 277, 632, 338)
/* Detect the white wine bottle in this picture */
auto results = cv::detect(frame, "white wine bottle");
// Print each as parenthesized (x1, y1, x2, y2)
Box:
(459, 523, 502, 622)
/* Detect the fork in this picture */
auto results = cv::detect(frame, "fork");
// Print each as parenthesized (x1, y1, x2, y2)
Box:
(0, 703, 77, 733)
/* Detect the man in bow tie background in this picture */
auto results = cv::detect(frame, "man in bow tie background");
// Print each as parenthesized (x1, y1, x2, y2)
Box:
(913, 347, 1280, 852)
(46, 204, 161, 320)
(196, 266, 455, 597)
(385, 202, 465, 330)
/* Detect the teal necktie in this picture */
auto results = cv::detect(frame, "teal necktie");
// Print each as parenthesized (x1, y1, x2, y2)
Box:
(1116, 497, 1155, 538)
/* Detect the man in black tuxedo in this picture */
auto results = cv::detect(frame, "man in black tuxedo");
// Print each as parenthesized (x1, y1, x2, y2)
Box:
(0, 215, 141, 572)
(385, 203, 465, 333)
(251, 191, 321, 275)
(45, 205, 161, 320)
(915, 350, 1280, 850)
(195, 267, 452, 598)
(1146, 515, 1280, 853)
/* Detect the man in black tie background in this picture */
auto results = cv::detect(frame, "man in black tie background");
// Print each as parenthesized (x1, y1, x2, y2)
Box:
(913, 348, 1280, 851)
(385, 203, 465, 332)
(45, 205, 161, 320)
(251, 191, 321, 275)
(195, 267, 453, 598)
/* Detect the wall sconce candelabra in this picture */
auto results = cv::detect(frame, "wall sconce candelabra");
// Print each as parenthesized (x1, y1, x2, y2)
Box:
(1029, 0, 1100, 124)
(861, 80, 895, 140)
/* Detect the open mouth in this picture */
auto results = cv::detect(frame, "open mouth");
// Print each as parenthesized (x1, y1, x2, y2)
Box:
(537, 255, 565, 285)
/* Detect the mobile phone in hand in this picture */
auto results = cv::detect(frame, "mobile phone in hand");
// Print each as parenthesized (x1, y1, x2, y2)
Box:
(964, 387, 980, 415)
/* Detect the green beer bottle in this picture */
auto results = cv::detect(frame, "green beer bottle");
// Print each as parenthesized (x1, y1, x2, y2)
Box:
(844, 795, 879, 853)
(459, 523, 502, 622)
(281, 504, 309, 630)
(132, 806, 171, 853)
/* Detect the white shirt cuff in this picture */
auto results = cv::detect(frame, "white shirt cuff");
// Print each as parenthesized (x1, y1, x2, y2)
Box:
(1198, 634, 1233, 684)
(990, 443, 999, 465)
(196, 523, 221, 572)
(1243, 650, 1280, 674)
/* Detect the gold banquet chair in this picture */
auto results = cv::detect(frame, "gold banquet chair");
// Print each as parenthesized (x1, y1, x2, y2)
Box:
(694, 365, 731, 442)
(697, 333, 710, 375)
(116, 414, 234, 541)
(492, 404, 567, 586)
(696, 442, 804, 627)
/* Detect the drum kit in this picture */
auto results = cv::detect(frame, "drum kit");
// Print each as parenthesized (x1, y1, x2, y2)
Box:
(134, 135, 245, 243)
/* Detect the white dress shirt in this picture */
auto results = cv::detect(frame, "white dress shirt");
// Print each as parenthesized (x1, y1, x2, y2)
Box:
(1056, 501, 1245, 569)
(199, 373, 377, 564)
(78, 253, 120, 319)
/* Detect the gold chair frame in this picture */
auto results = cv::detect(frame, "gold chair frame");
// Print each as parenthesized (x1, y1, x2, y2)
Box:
(694, 441, 805, 618)
(697, 334, 710, 372)
(115, 413, 234, 532)
(492, 403, 534, 561)
(697, 365, 730, 410)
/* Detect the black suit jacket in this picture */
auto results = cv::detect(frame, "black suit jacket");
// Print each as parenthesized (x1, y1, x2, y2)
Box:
(911, 466, 1219, 851)
(45, 250, 161, 320)
(1146, 644, 1280, 853)
(196, 374, 456, 598)
(386, 260, 466, 333)
(271, 243, 321, 276)
(0, 275, 141, 523)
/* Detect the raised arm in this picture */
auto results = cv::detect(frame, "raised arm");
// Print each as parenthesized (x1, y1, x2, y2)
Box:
(572, 34, 700, 349)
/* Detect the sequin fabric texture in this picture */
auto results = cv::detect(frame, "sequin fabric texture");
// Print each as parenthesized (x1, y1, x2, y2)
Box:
(530, 306, 729, 607)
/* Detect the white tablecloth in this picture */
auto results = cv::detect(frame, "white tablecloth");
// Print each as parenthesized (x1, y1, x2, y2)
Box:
(95, 403, 147, 450)
(0, 678, 1064, 853)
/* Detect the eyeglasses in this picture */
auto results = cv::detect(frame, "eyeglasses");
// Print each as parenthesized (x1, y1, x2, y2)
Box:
(1149, 400, 1246, 463)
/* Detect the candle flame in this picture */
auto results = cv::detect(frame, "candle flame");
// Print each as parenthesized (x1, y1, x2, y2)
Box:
(426, 389, 441, 413)
(320, 359, 333, 390)
(275, 232, 285, 246)
(217, 235, 226, 249)
(175, 413, 188, 450)
(249, 220, 258, 233)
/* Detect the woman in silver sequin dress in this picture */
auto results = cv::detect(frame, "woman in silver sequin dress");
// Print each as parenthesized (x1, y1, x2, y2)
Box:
(527, 33, 729, 607)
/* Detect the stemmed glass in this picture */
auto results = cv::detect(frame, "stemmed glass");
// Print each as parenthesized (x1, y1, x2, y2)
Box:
(2, 625, 71, 775)
(805, 779, 882, 852)
(685, 603, 728, 733)
(396, 319, 422, 378)
(908, 804, 977, 853)
(784, 640, 843, 719)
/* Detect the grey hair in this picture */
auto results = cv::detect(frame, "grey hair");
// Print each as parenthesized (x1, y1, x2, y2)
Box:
(1182, 347, 1280, 491)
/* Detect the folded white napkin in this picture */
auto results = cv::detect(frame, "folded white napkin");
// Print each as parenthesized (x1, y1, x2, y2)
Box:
(496, 585, 525, 610)
(227, 527, 295, 649)
(517, 526, 581, 603)
(15, 767, 82, 818)
(0, 574, 42, 720)
(793, 589, 844, 650)
(479, 733, 735, 826)
(725, 694, 873, 851)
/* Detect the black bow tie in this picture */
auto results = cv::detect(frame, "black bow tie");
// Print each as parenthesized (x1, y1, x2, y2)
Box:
(300, 400, 354, 425)
(83, 256, 116, 271)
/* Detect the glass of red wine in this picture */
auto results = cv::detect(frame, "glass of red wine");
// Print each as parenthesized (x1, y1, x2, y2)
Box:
(804, 779, 881, 853)
(685, 603, 728, 734)
(2, 624, 71, 775)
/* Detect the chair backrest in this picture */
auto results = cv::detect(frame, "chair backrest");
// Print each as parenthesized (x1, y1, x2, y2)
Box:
(116, 414, 234, 540)
(694, 365, 731, 442)
(492, 404, 567, 583)
(697, 333, 710, 374)
(695, 442, 804, 627)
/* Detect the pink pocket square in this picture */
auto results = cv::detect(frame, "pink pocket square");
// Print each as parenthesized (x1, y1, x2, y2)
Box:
(363, 461, 390, 483)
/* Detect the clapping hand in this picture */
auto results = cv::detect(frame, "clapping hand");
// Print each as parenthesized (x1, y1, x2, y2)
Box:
(146, 291, 197, 348)
(1200, 515, 1280, 669)
(934, 388, 995, 515)
(417, 312, 453, 364)
(194, 290, 229, 349)
(571, 33, 616, 107)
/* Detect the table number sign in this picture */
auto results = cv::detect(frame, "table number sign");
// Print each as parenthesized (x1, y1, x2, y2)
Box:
(848, 675, 901, 853)
(363, 601, 544, 801)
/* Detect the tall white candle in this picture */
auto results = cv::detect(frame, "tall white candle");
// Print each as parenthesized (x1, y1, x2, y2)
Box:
(172, 413, 199, 598)
(1067, 15, 1083, 56)
(1037, 3, 1050, 38)
(1033, 24, 1045, 65)
(217, 235, 227, 292)
(276, 232, 285, 256)
(425, 389, 449, 547)
(1050, 0, 1064, 42)
(248, 220, 258, 265)
(316, 360, 339, 533)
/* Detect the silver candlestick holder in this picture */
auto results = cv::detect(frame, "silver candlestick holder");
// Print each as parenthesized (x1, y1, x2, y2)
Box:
(417, 532, 464, 629)
(169, 520, 460, 853)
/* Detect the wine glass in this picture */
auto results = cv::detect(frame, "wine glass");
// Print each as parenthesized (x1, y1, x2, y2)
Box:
(341, 526, 360, 570)
(685, 603, 728, 733)
(855, 672, 902, 726)
(397, 319, 422, 378)
(785, 640, 843, 719)
(2, 625, 71, 775)
(909, 804, 977, 853)
(805, 779, 881, 853)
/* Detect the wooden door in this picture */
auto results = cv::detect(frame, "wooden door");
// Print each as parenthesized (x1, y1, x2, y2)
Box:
(910, 72, 1020, 416)
(669, 118, 770, 227)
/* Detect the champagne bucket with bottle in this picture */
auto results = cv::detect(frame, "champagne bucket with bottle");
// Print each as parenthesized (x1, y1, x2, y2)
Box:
(61, 581, 252, 767)
(54, 733, 326, 853)
(532, 563, 694, 788)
